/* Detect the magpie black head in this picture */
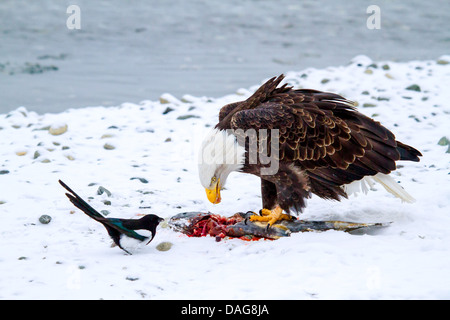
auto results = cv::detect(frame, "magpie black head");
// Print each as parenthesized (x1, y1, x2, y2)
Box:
(138, 214, 165, 229)
(136, 214, 164, 238)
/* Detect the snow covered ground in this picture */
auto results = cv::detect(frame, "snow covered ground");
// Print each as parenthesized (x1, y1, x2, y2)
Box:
(0, 56, 449, 300)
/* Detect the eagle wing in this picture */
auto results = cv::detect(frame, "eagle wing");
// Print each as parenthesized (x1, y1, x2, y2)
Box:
(228, 78, 411, 200)
(230, 89, 399, 168)
(219, 75, 292, 123)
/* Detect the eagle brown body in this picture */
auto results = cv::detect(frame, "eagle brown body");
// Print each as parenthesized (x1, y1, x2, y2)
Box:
(214, 74, 422, 215)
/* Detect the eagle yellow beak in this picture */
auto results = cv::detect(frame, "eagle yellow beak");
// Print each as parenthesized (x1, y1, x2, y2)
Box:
(205, 179, 221, 204)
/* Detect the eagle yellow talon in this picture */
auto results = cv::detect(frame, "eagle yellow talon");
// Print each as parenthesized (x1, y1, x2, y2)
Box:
(259, 208, 272, 216)
(249, 206, 292, 228)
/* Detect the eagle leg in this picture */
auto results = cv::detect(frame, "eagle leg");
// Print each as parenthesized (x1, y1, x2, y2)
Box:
(249, 205, 293, 229)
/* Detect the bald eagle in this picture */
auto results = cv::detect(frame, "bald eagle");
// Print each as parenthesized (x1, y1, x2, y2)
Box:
(198, 75, 421, 227)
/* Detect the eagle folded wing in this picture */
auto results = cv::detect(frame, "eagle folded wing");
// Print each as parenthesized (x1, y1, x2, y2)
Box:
(228, 89, 406, 201)
(229, 100, 369, 169)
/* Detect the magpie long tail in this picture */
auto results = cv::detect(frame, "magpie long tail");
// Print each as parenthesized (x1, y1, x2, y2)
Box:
(59, 179, 105, 221)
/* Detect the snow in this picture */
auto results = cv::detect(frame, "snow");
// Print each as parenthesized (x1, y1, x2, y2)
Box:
(0, 56, 449, 300)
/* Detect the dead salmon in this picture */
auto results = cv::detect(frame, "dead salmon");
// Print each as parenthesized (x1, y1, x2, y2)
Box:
(168, 211, 390, 240)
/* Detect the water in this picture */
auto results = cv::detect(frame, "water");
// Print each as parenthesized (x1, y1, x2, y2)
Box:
(0, 0, 449, 114)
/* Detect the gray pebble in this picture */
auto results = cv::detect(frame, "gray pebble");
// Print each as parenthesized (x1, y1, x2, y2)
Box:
(126, 276, 139, 281)
(97, 186, 112, 197)
(406, 84, 421, 92)
(156, 242, 173, 252)
(103, 143, 115, 150)
(39, 215, 52, 224)
(437, 136, 449, 146)
(176, 114, 200, 120)
(162, 107, 175, 114)
(130, 177, 148, 184)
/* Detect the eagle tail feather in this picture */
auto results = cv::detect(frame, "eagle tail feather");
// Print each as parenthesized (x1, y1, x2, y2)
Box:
(372, 173, 416, 203)
(344, 173, 416, 203)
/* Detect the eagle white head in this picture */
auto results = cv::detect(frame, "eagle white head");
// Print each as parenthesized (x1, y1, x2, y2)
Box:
(198, 129, 246, 204)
